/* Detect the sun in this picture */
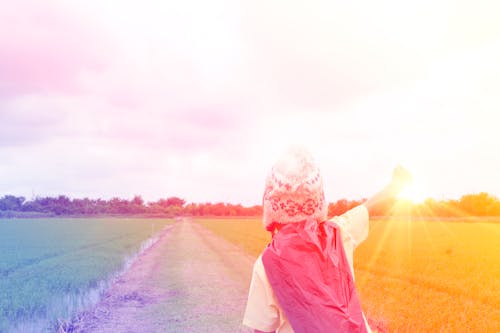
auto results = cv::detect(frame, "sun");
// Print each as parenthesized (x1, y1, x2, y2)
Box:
(398, 183, 428, 203)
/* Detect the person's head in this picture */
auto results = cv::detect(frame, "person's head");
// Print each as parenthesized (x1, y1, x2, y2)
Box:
(262, 146, 328, 232)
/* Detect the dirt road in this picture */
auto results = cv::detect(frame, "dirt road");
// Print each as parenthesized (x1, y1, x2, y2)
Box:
(70, 219, 255, 333)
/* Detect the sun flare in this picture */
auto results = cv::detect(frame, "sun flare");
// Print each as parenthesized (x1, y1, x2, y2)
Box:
(398, 183, 428, 203)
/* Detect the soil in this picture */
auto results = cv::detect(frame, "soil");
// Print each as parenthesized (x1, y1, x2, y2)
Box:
(66, 219, 255, 333)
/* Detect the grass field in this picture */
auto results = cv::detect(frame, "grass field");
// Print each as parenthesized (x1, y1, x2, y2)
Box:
(197, 217, 500, 332)
(0, 218, 174, 332)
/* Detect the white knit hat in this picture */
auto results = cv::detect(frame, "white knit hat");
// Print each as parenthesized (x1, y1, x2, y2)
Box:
(263, 146, 328, 230)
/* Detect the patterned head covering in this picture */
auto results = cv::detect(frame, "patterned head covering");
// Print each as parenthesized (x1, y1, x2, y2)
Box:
(263, 146, 328, 230)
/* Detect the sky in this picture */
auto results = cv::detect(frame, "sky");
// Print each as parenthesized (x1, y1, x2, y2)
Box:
(1, 0, 499, 205)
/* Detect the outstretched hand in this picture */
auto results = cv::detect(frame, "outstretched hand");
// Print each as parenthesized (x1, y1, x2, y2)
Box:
(390, 165, 412, 195)
(363, 165, 412, 212)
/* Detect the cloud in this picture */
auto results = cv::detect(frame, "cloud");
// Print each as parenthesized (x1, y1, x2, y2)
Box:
(0, 94, 69, 146)
(0, 1, 110, 97)
(1, 0, 499, 203)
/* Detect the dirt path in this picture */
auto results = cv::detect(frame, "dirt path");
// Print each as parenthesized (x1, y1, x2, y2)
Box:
(71, 219, 255, 333)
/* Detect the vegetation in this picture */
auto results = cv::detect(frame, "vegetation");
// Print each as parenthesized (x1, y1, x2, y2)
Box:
(1, 192, 500, 218)
(0, 218, 174, 332)
(0, 195, 262, 217)
(196, 217, 500, 332)
(370, 192, 500, 217)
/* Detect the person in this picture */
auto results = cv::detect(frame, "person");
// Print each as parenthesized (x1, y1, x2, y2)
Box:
(242, 147, 411, 333)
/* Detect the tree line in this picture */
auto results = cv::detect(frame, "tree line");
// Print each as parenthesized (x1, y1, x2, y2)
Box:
(0, 192, 499, 218)
(357, 192, 500, 217)
(0, 195, 262, 217)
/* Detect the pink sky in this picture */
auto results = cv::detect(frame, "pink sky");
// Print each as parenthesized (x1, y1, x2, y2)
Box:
(1, 0, 499, 205)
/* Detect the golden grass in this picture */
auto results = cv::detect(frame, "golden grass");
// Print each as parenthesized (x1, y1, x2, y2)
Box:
(196, 217, 500, 332)
(196, 218, 270, 257)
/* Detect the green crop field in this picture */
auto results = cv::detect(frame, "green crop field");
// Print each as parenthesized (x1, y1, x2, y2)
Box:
(197, 217, 500, 332)
(0, 218, 174, 333)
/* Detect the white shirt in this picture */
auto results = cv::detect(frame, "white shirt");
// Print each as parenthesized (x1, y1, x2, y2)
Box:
(243, 205, 371, 333)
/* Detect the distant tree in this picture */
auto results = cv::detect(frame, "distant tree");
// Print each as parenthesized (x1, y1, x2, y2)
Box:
(459, 192, 500, 216)
(161, 197, 186, 207)
(21, 198, 44, 212)
(106, 197, 130, 214)
(0, 195, 25, 211)
(183, 203, 199, 216)
(3, 191, 499, 218)
(212, 202, 227, 216)
(129, 195, 146, 214)
(53, 195, 72, 215)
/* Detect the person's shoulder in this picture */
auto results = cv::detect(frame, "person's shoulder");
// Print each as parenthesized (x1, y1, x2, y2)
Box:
(326, 204, 369, 247)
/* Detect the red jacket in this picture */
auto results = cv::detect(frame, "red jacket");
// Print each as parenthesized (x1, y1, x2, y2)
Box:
(262, 219, 368, 333)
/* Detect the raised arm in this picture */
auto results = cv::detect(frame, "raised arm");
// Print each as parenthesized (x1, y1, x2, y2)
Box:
(363, 165, 412, 212)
